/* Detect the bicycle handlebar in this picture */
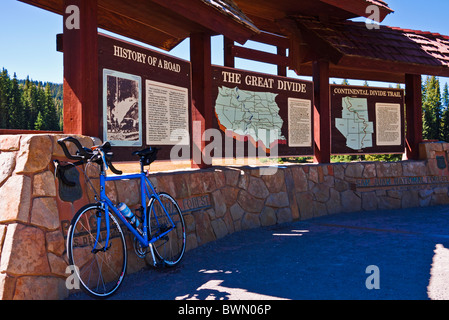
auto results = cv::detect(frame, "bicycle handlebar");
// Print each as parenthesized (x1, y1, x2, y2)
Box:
(57, 137, 88, 161)
(57, 137, 123, 175)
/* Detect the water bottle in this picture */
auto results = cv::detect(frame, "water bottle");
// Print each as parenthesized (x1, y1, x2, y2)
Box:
(117, 202, 140, 228)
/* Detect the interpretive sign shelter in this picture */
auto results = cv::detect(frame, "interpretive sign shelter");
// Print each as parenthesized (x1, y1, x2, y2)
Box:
(212, 66, 314, 158)
(98, 34, 191, 160)
(331, 85, 405, 155)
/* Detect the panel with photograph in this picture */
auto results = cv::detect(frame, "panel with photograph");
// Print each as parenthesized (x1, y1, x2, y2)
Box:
(103, 69, 142, 146)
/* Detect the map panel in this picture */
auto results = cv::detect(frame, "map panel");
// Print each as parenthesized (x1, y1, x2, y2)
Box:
(215, 86, 286, 151)
(335, 97, 374, 150)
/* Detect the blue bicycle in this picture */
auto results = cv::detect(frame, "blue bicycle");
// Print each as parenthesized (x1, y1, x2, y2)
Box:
(56, 137, 186, 298)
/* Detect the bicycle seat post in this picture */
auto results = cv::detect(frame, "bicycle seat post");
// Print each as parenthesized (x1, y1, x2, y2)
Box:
(140, 157, 145, 173)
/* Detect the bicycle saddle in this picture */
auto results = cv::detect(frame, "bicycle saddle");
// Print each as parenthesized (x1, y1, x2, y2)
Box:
(132, 147, 157, 157)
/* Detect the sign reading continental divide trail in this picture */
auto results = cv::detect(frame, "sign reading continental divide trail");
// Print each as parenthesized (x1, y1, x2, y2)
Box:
(331, 85, 405, 155)
(212, 66, 314, 157)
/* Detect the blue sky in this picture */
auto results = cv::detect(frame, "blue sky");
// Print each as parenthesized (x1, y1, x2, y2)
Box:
(1, 0, 448, 88)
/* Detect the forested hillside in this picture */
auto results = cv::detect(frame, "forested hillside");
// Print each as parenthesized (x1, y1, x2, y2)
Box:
(0, 68, 62, 131)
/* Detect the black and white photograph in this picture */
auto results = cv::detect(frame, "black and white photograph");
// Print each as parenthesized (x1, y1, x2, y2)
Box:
(103, 69, 142, 146)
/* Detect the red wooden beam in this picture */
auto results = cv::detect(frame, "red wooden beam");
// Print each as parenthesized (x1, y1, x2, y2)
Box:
(63, 0, 99, 137)
(190, 33, 213, 169)
(313, 60, 331, 164)
(231, 45, 289, 67)
(320, 0, 393, 22)
(405, 74, 423, 160)
(250, 31, 289, 49)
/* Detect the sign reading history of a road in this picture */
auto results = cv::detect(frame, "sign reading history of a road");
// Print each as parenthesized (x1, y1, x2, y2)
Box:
(98, 34, 191, 154)
(331, 85, 405, 155)
(212, 66, 314, 157)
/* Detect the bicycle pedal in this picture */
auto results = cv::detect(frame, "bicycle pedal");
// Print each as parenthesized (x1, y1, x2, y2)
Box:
(155, 261, 165, 268)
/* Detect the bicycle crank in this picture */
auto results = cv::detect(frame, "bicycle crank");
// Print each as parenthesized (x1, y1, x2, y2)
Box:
(133, 237, 149, 258)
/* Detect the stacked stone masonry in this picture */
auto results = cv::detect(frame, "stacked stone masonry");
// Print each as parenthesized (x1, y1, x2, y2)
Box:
(0, 135, 448, 299)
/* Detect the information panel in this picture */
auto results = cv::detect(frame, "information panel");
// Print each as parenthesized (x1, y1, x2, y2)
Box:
(331, 85, 405, 155)
(212, 66, 314, 157)
(98, 34, 191, 159)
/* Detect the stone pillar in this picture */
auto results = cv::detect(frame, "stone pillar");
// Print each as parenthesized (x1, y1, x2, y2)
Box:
(0, 134, 95, 300)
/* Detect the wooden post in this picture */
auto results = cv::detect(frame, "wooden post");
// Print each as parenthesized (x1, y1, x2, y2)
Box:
(405, 74, 423, 160)
(190, 33, 213, 168)
(277, 46, 287, 77)
(63, 0, 99, 137)
(223, 37, 235, 68)
(313, 60, 331, 164)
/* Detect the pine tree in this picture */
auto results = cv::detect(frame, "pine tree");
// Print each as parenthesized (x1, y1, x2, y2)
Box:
(43, 83, 60, 131)
(443, 83, 449, 108)
(34, 111, 44, 130)
(422, 76, 442, 140)
(441, 82, 449, 142)
(0, 68, 11, 129)
(27, 81, 39, 130)
(8, 73, 25, 129)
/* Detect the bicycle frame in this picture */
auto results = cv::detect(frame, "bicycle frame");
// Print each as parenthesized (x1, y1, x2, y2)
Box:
(94, 171, 176, 254)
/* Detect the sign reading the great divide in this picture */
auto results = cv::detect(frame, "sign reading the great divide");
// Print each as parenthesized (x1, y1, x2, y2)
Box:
(98, 34, 191, 160)
(331, 85, 405, 155)
(212, 66, 314, 157)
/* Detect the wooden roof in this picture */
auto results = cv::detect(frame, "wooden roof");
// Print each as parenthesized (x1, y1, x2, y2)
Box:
(288, 17, 449, 82)
(233, 0, 393, 35)
(18, 0, 259, 50)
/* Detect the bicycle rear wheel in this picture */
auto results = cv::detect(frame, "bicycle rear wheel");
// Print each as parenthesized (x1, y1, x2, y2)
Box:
(147, 193, 186, 266)
(67, 203, 127, 298)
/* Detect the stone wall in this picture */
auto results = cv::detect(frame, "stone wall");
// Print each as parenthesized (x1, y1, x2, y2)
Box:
(0, 134, 448, 300)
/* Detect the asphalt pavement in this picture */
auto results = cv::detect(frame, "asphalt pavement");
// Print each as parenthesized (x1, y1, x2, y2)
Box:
(68, 204, 449, 300)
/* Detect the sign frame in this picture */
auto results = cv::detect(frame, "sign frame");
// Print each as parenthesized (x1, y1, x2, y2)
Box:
(330, 84, 405, 155)
(98, 33, 192, 161)
(211, 65, 315, 158)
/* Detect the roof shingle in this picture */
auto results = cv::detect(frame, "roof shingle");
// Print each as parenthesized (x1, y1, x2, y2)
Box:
(297, 16, 449, 68)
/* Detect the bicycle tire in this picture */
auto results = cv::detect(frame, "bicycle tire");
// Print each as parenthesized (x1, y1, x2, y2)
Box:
(67, 203, 127, 298)
(147, 192, 186, 266)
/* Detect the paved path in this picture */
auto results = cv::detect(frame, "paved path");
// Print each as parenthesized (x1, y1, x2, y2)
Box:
(68, 205, 449, 300)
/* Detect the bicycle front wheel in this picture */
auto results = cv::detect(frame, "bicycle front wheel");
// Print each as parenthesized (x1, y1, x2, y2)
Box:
(147, 193, 186, 266)
(67, 203, 127, 298)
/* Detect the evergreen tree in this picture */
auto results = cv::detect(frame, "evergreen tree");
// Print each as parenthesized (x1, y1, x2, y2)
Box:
(27, 81, 39, 129)
(21, 76, 32, 129)
(8, 73, 25, 129)
(441, 83, 449, 142)
(43, 83, 60, 131)
(0, 69, 11, 128)
(34, 111, 44, 130)
(422, 76, 442, 140)
(443, 83, 449, 108)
